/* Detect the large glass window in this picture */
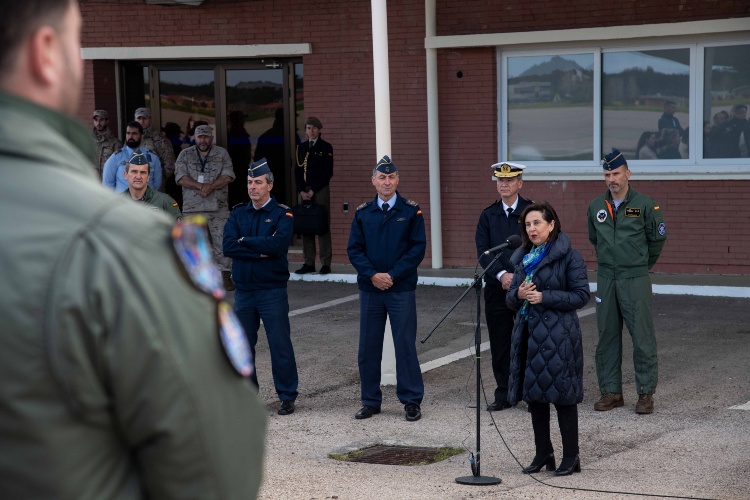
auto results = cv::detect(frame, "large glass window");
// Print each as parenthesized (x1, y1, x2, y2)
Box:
(704, 44, 750, 159)
(159, 69, 216, 141)
(507, 54, 594, 161)
(602, 49, 689, 161)
(500, 41, 750, 174)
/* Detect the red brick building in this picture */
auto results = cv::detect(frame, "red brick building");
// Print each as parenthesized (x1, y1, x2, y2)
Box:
(79, 1, 750, 274)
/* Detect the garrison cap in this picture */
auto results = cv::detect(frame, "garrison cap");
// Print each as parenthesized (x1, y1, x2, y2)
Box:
(603, 148, 627, 170)
(248, 158, 271, 178)
(92, 110, 109, 119)
(128, 149, 150, 165)
(195, 124, 214, 137)
(491, 162, 525, 179)
(134, 107, 151, 119)
(375, 155, 397, 174)
(305, 116, 323, 129)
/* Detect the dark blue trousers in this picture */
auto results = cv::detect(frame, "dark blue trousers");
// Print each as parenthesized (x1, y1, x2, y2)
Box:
(235, 287, 298, 401)
(358, 289, 424, 407)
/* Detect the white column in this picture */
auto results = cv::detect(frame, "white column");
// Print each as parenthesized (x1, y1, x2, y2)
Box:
(425, 0, 442, 268)
(371, 0, 396, 386)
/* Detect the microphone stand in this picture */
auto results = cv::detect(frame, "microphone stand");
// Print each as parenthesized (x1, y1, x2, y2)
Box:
(421, 250, 504, 486)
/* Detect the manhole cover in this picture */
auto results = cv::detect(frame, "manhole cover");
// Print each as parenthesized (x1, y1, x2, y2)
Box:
(329, 445, 462, 466)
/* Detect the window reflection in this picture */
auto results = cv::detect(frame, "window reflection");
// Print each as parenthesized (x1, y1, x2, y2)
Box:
(704, 44, 750, 159)
(602, 49, 690, 161)
(158, 70, 216, 150)
(507, 54, 594, 161)
(226, 69, 285, 206)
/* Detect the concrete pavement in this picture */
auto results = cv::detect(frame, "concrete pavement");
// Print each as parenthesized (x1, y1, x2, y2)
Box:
(234, 267, 750, 499)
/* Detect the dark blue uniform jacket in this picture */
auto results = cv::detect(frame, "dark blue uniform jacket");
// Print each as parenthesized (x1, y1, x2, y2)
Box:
(347, 193, 426, 293)
(223, 197, 293, 290)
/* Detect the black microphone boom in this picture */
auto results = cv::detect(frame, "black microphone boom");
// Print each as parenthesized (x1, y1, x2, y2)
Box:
(482, 234, 522, 255)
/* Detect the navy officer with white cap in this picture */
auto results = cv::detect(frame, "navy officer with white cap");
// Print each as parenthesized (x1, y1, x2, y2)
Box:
(223, 158, 299, 416)
(347, 155, 426, 422)
(475, 161, 530, 411)
(588, 148, 667, 415)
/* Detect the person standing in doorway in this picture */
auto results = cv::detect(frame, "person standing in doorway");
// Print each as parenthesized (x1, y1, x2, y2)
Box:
(294, 116, 334, 275)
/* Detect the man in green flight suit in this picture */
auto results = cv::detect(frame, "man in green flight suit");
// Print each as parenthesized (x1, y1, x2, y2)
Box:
(588, 148, 667, 415)
(0, 1, 266, 498)
(123, 148, 183, 221)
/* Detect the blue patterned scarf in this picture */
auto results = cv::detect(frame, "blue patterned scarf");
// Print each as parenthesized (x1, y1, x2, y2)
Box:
(518, 242, 552, 319)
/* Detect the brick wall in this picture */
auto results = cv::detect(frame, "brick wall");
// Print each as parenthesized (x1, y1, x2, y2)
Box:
(78, 0, 750, 274)
(436, 0, 750, 35)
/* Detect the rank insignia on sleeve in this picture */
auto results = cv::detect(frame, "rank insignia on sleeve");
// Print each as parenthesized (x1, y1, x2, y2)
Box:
(172, 215, 226, 300)
(217, 302, 254, 378)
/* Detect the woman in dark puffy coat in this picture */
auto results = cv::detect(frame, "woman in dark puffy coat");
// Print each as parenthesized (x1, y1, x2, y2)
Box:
(505, 201, 590, 476)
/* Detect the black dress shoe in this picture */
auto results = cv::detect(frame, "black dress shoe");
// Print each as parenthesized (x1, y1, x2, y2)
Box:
(404, 403, 421, 421)
(522, 453, 556, 474)
(319, 265, 331, 275)
(487, 400, 512, 411)
(278, 400, 295, 415)
(355, 405, 381, 419)
(294, 264, 316, 275)
(554, 455, 581, 476)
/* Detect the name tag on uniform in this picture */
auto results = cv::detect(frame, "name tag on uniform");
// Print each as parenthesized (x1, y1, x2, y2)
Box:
(198, 174, 205, 183)
(625, 208, 641, 218)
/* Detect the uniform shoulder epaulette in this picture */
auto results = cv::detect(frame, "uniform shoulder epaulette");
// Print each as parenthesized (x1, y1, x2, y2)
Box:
(405, 199, 419, 206)
(231, 202, 247, 211)
(277, 203, 291, 210)
(484, 200, 500, 211)
(114, 149, 122, 155)
(356, 201, 371, 211)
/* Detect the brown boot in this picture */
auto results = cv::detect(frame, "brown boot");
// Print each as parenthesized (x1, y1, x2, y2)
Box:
(635, 394, 654, 414)
(221, 271, 235, 291)
(594, 393, 624, 411)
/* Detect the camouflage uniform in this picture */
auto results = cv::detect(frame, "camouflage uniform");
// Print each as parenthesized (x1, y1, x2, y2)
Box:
(92, 128, 121, 180)
(142, 127, 176, 190)
(175, 144, 235, 271)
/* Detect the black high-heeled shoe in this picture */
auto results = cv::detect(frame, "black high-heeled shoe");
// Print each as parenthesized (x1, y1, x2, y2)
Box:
(554, 455, 581, 476)
(522, 453, 555, 474)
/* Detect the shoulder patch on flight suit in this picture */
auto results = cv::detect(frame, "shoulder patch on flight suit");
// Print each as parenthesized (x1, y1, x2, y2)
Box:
(625, 207, 641, 218)
(596, 209, 607, 223)
(357, 201, 371, 211)
(658, 222, 667, 235)
(217, 302, 254, 378)
(171, 215, 226, 301)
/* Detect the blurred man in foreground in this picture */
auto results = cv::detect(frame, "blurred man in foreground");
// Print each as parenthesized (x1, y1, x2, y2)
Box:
(0, 1, 266, 498)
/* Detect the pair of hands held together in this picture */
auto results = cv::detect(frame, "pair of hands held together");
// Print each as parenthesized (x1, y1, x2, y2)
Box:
(517, 279, 543, 305)
(371, 272, 393, 291)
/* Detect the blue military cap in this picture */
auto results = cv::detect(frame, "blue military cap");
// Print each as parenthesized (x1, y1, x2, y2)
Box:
(375, 155, 397, 174)
(248, 158, 271, 177)
(603, 148, 627, 170)
(128, 149, 150, 165)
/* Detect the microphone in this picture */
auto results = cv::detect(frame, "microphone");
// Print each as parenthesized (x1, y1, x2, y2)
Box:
(483, 234, 522, 255)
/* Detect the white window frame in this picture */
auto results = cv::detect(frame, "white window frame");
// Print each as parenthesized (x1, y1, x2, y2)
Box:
(493, 32, 750, 180)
